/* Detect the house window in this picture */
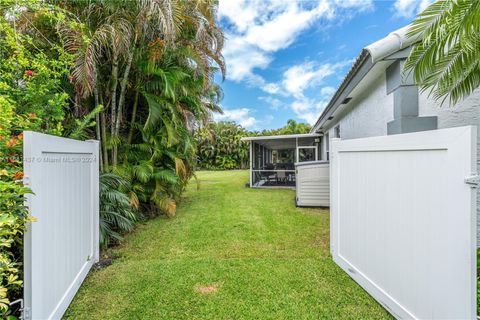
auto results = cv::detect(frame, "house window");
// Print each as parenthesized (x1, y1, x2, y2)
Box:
(325, 133, 330, 161)
(334, 125, 341, 138)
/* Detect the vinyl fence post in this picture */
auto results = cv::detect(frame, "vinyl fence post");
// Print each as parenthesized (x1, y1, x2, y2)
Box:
(87, 140, 100, 263)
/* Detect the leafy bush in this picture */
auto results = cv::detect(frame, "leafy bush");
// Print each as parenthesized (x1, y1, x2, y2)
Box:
(99, 173, 137, 248)
(0, 181, 31, 315)
(55, 0, 224, 218)
(0, 99, 36, 317)
(116, 132, 189, 219)
(0, 6, 71, 316)
(0, 13, 70, 136)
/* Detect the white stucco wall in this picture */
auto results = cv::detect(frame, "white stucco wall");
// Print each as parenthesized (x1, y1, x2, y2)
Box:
(419, 90, 480, 245)
(418, 90, 480, 182)
(321, 71, 394, 160)
(418, 89, 480, 133)
(323, 77, 480, 245)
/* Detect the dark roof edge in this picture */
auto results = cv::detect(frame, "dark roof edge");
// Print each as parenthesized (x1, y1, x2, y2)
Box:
(311, 49, 371, 133)
(310, 25, 422, 133)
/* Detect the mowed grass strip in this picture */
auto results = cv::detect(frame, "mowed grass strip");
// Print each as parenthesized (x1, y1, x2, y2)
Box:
(65, 170, 390, 320)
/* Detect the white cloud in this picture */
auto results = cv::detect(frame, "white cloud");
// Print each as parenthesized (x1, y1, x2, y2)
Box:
(214, 108, 257, 128)
(320, 86, 336, 97)
(289, 85, 337, 125)
(257, 59, 347, 123)
(334, 0, 374, 10)
(291, 99, 312, 113)
(242, 2, 332, 52)
(219, 1, 332, 83)
(259, 96, 284, 110)
(217, 0, 372, 126)
(218, 0, 372, 84)
(282, 62, 345, 98)
(417, 0, 435, 14)
(262, 83, 281, 95)
(217, 0, 257, 33)
(393, 0, 434, 18)
(222, 37, 272, 83)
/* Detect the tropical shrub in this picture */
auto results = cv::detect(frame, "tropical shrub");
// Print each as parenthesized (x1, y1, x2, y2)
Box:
(195, 121, 250, 170)
(0, 10, 71, 136)
(99, 173, 137, 248)
(54, 0, 225, 217)
(0, 99, 28, 317)
(0, 4, 71, 316)
(0, 99, 40, 317)
(0, 0, 225, 238)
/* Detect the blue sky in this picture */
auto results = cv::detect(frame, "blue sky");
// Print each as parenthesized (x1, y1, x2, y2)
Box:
(214, 0, 432, 130)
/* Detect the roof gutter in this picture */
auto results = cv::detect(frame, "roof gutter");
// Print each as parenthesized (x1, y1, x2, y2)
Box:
(311, 49, 373, 133)
(310, 25, 420, 134)
(241, 132, 321, 142)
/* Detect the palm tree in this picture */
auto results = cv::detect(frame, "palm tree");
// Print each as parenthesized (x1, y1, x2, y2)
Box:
(195, 121, 250, 169)
(60, 0, 225, 169)
(119, 43, 222, 214)
(43, 0, 225, 217)
(57, 2, 130, 167)
(404, 0, 480, 105)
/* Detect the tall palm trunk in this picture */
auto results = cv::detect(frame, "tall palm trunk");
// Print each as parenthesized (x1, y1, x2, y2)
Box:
(113, 47, 135, 166)
(94, 86, 104, 172)
(110, 52, 119, 133)
(110, 51, 119, 167)
(97, 82, 109, 170)
(74, 93, 82, 117)
(127, 85, 140, 145)
(101, 109, 109, 170)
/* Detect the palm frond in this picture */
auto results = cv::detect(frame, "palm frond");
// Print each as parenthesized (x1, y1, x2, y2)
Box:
(405, 0, 480, 105)
(99, 173, 137, 247)
(152, 195, 176, 217)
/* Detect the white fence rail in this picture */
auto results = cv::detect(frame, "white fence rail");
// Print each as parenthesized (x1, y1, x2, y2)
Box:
(23, 131, 99, 320)
(330, 126, 477, 319)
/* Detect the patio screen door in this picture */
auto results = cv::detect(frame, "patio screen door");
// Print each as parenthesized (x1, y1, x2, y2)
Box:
(330, 126, 477, 319)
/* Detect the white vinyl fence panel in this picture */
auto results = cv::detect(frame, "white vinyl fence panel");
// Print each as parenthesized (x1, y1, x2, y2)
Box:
(23, 131, 99, 320)
(295, 161, 329, 207)
(330, 126, 477, 319)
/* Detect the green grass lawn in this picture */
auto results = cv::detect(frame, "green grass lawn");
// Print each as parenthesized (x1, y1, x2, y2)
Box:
(65, 170, 390, 319)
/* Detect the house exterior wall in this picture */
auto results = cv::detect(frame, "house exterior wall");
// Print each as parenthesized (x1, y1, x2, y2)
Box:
(322, 74, 480, 245)
(418, 90, 480, 185)
(321, 72, 394, 160)
(419, 90, 480, 244)
(418, 90, 480, 166)
(418, 89, 480, 134)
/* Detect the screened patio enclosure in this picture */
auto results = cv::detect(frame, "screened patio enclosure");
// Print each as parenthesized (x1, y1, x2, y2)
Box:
(241, 133, 322, 188)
